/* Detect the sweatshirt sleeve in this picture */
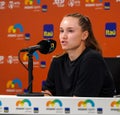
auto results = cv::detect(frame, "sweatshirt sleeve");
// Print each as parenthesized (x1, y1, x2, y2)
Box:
(42, 58, 56, 95)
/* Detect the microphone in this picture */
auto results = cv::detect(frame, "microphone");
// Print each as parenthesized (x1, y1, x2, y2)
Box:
(20, 39, 56, 54)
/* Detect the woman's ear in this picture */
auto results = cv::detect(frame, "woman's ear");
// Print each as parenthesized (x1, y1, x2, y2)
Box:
(81, 31, 89, 41)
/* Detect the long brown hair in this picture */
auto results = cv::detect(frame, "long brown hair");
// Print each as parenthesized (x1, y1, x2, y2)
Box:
(65, 13, 102, 54)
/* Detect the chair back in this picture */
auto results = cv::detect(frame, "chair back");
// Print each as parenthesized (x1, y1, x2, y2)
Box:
(104, 57, 120, 95)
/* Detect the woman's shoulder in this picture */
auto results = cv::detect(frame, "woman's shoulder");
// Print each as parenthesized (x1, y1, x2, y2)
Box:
(85, 48, 102, 57)
(83, 48, 103, 61)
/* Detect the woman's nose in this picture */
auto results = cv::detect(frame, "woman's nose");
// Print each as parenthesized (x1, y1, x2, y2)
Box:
(62, 32, 67, 39)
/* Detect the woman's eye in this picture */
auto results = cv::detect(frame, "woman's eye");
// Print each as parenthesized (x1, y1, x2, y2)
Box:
(60, 30, 64, 33)
(68, 30, 74, 32)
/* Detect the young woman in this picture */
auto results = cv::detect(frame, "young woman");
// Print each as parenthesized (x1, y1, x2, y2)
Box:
(42, 13, 115, 97)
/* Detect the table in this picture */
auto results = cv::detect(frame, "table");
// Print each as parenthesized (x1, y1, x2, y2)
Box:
(0, 95, 120, 115)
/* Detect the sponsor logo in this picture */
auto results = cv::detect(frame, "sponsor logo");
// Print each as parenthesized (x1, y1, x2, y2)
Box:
(77, 99, 95, 113)
(46, 99, 63, 113)
(6, 78, 22, 93)
(110, 100, 120, 112)
(105, 22, 116, 37)
(43, 24, 54, 39)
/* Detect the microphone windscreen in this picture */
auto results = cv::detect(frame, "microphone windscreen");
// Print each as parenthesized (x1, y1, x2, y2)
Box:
(37, 39, 56, 54)
(48, 39, 56, 53)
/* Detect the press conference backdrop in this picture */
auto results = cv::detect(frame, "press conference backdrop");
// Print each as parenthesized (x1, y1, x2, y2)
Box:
(0, 0, 120, 95)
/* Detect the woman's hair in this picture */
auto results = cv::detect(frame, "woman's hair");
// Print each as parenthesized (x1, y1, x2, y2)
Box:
(65, 13, 102, 54)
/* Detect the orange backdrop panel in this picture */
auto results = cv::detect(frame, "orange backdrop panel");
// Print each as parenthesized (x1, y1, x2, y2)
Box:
(0, 0, 120, 94)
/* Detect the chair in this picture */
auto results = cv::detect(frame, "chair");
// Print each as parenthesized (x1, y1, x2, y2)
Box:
(104, 57, 120, 95)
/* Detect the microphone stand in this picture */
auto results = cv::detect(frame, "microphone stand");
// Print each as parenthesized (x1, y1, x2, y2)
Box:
(17, 50, 44, 96)
(28, 52, 33, 93)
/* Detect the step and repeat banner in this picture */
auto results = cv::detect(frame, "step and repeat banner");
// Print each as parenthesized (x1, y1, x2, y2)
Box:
(0, 0, 120, 95)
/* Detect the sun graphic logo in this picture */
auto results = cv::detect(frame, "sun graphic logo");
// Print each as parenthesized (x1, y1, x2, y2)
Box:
(6, 78, 22, 93)
(78, 99, 95, 107)
(16, 99, 32, 112)
(46, 99, 63, 113)
(24, 0, 41, 5)
(6, 78, 22, 89)
(110, 100, 120, 112)
(24, 0, 41, 10)
(85, 0, 95, 3)
(85, 0, 103, 3)
(8, 23, 23, 34)
(0, 101, 2, 106)
(111, 100, 120, 107)
(7, 23, 24, 39)
(77, 99, 95, 113)
(22, 51, 39, 67)
(0, 101, 2, 111)
(16, 99, 32, 107)
(46, 99, 63, 107)
(25, 0, 33, 5)
(22, 52, 39, 61)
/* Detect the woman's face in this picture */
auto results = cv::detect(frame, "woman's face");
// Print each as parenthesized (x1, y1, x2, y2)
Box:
(59, 16, 86, 52)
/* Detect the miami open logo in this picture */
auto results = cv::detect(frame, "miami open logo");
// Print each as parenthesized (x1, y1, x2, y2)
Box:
(7, 23, 24, 40)
(16, 99, 32, 113)
(8, 23, 23, 34)
(85, 0, 95, 3)
(0, 101, 2, 112)
(85, 0, 103, 9)
(16, 99, 31, 107)
(24, 0, 40, 5)
(77, 99, 95, 113)
(46, 99, 63, 114)
(0, 100, 2, 110)
(85, 0, 103, 3)
(0, 101, 2, 106)
(6, 78, 22, 93)
(110, 100, 120, 112)
(24, 0, 41, 11)
(22, 51, 39, 67)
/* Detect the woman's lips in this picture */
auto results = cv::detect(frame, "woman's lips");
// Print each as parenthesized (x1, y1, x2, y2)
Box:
(61, 41, 67, 44)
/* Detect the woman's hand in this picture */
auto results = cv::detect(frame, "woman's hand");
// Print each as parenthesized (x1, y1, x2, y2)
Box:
(41, 90, 52, 96)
